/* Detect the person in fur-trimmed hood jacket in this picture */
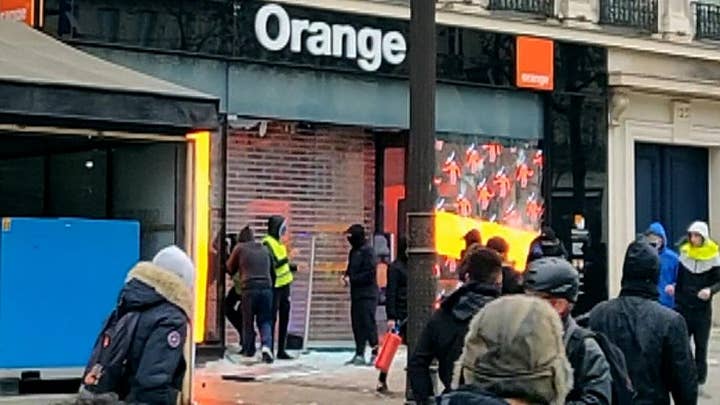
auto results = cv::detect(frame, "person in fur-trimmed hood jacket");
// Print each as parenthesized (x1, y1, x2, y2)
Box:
(675, 221, 720, 391)
(79, 246, 194, 405)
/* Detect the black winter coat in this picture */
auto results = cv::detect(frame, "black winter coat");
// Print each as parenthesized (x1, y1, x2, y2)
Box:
(408, 282, 501, 402)
(386, 258, 408, 321)
(564, 317, 612, 405)
(588, 284, 697, 405)
(501, 266, 523, 295)
(675, 257, 720, 311)
(84, 262, 192, 405)
(438, 386, 510, 405)
(345, 244, 379, 300)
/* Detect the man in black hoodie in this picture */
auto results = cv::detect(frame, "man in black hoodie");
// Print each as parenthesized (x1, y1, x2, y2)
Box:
(227, 226, 274, 363)
(588, 238, 697, 405)
(344, 224, 380, 365)
(407, 245, 503, 403)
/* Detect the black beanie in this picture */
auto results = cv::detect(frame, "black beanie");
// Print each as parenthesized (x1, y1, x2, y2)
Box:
(621, 237, 660, 286)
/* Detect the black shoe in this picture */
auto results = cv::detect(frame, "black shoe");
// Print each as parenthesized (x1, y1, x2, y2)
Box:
(276, 351, 294, 360)
(376, 382, 389, 394)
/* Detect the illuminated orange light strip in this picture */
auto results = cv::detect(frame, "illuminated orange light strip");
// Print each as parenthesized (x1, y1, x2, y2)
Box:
(187, 131, 211, 343)
(435, 211, 539, 271)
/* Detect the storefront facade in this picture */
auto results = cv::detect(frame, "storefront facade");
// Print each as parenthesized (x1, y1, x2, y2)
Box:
(607, 48, 720, 322)
(40, 0, 608, 346)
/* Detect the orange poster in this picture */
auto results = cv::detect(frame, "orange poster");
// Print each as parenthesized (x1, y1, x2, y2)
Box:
(0, 0, 35, 26)
(516, 36, 554, 91)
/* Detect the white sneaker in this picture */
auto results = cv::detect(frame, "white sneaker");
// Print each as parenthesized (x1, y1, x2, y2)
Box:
(699, 384, 711, 398)
(261, 346, 274, 364)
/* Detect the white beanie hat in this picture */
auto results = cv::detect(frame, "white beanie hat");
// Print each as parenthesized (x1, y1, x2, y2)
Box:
(152, 245, 195, 288)
(688, 221, 710, 241)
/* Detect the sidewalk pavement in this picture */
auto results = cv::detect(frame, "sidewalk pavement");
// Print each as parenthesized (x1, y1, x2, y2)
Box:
(2, 331, 718, 404)
(195, 329, 720, 405)
(193, 347, 408, 405)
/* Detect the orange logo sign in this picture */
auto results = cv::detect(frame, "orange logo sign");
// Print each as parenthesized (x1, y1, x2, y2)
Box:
(516, 36, 554, 91)
(0, 0, 35, 26)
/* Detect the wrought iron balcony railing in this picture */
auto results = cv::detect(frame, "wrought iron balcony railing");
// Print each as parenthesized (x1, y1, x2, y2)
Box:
(599, 0, 658, 32)
(487, 0, 554, 17)
(695, 2, 720, 40)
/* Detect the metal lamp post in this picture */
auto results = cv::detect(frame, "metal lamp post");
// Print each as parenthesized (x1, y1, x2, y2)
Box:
(405, 0, 437, 403)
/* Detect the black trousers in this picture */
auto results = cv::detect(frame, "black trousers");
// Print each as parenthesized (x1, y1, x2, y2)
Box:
(680, 306, 712, 384)
(351, 297, 379, 356)
(224, 288, 243, 346)
(273, 284, 291, 354)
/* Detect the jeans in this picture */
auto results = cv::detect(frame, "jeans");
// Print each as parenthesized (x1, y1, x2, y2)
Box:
(241, 288, 273, 356)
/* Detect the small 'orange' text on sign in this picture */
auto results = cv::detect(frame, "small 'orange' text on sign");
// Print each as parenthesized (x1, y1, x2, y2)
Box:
(0, 0, 35, 26)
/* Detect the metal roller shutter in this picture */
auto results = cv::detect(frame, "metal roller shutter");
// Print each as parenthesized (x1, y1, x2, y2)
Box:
(226, 121, 375, 345)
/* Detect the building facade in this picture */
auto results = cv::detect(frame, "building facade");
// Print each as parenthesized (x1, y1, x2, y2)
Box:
(37, 0, 609, 346)
(36, 0, 720, 343)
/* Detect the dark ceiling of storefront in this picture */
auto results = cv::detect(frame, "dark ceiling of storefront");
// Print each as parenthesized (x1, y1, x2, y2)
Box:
(0, 132, 153, 159)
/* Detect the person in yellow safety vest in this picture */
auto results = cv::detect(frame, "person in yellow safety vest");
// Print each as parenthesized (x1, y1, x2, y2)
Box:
(263, 215, 297, 360)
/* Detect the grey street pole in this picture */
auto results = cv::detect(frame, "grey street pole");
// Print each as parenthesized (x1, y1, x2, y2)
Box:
(405, 0, 437, 403)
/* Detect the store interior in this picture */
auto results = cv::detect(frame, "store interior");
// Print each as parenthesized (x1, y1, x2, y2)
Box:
(0, 131, 186, 259)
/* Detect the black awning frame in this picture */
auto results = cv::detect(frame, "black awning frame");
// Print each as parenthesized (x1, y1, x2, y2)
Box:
(0, 80, 218, 135)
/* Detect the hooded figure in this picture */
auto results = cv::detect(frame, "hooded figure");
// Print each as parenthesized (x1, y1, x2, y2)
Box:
(526, 226, 568, 266)
(408, 247, 503, 402)
(263, 215, 295, 360)
(344, 224, 379, 365)
(588, 238, 697, 405)
(675, 221, 720, 389)
(440, 295, 573, 405)
(644, 222, 679, 308)
(80, 246, 194, 404)
(227, 225, 274, 362)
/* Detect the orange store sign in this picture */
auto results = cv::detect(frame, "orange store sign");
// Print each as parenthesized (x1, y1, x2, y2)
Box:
(516, 36, 554, 91)
(0, 0, 35, 26)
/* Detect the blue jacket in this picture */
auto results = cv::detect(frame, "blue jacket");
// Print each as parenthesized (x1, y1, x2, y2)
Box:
(647, 222, 679, 308)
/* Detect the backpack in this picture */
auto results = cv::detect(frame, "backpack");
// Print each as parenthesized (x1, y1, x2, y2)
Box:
(81, 309, 141, 397)
(570, 327, 636, 405)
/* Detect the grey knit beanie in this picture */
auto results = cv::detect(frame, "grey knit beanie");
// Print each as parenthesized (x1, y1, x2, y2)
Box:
(152, 245, 195, 288)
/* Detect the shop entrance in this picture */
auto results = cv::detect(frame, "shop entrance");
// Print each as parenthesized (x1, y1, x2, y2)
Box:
(0, 132, 186, 259)
(635, 143, 709, 246)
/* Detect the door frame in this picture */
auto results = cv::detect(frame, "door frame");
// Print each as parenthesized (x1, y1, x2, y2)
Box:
(608, 100, 720, 299)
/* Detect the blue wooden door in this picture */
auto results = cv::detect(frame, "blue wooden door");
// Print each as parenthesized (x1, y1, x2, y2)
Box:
(635, 143, 708, 247)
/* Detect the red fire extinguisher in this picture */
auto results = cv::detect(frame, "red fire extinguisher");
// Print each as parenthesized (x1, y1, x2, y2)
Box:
(374, 324, 402, 373)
